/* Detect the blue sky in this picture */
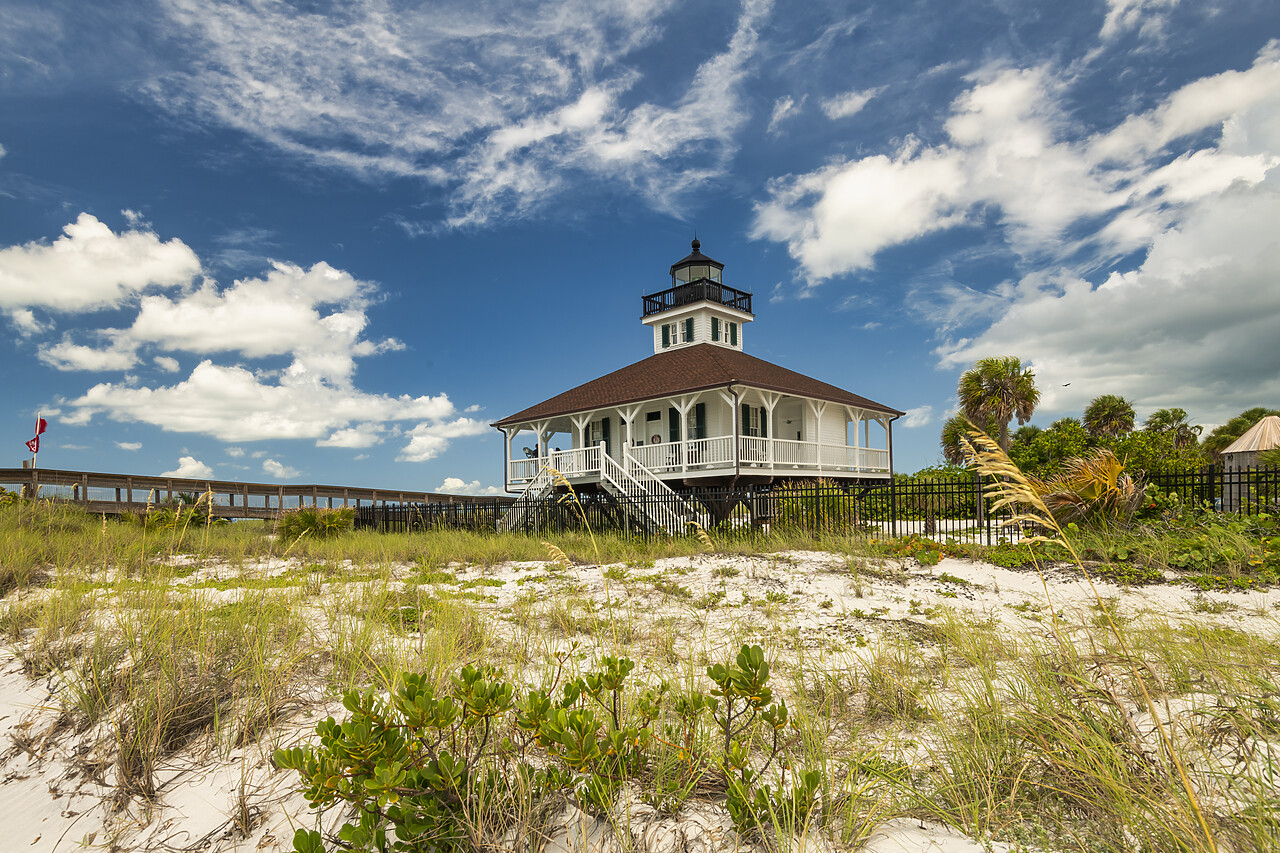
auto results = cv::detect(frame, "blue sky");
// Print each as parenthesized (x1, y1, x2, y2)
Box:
(2, 0, 1278, 493)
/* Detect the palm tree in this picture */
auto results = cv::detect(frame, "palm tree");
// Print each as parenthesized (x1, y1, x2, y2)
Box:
(1143, 408, 1202, 450)
(956, 356, 1040, 453)
(1082, 394, 1135, 440)
(941, 413, 1002, 464)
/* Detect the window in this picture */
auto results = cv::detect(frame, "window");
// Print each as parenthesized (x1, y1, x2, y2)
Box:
(682, 317, 694, 342)
(711, 317, 721, 341)
(589, 418, 611, 454)
(661, 323, 678, 348)
(740, 404, 767, 437)
(685, 403, 706, 439)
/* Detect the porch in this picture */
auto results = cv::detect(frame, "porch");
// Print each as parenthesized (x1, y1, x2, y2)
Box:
(506, 436, 891, 487)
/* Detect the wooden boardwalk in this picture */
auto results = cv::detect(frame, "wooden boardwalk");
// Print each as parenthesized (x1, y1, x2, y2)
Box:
(0, 467, 508, 521)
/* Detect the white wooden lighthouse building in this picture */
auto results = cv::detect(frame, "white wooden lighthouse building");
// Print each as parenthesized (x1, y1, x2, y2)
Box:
(493, 240, 901, 533)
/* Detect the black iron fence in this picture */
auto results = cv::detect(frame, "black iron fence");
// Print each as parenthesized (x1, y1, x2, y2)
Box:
(355, 466, 1279, 540)
(1146, 466, 1279, 513)
(354, 499, 512, 533)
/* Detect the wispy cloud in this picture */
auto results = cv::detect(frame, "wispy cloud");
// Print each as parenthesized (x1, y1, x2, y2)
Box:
(143, 0, 771, 226)
(820, 87, 881, 120)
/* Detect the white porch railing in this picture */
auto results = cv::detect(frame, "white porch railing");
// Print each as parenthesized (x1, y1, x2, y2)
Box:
(628, 442, 679, 473)
(547, 446, 601, 478)
(507, 437, 891, 484)
(688, 436, 735, 468)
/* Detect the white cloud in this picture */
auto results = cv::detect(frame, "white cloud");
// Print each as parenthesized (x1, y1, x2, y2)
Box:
(317, 426, 384, 448)
(436, 477, 506, 496)
(116, 441, 142, 450)
(927, 44, 1280, 425)
(225, 447, 244, 458)
(753, 144, 969, 280)
(0, 214, 200, 312)
(1099, 0, 1178, 42)
(767, 96, 799, 134)
(147, 0, 769, 226)
(399, 418, 491, 463)
(129, 261, 398, 365)
(6, 225, 492, 461)
(900, 406, 934, 428)
(754, 45, 1280, 284)
(820, 87, 880, 120)
(262, 458, 300, 479)
(39, 331, 138, 371)
(7, 308, 48, 336)
(162, 455, 213, 477)
(938, 163, 1280, 425)
(1091, 42, 1280, 163)
(68, 359, 461, 441)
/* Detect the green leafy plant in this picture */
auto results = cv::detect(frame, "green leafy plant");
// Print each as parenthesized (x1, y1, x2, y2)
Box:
(276, 507, 356, 541)
(1030, 448, 1143, 531)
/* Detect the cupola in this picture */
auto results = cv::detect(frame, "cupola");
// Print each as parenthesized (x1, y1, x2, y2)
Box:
(670, 238, 724, 285)
(641, 240, 754, 355)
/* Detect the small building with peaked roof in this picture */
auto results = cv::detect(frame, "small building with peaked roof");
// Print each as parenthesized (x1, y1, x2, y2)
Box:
(1222, 414, 1280, 512)
(492, 240, 902, 533)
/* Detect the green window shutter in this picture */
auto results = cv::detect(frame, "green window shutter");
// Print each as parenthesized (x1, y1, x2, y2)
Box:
(661, 325, 670, 348)
(695, 403, 706, 439)
(760, 408, 767, 438)
(602, 417, 611, 455)
(669, 408, 679, 442)
(741, 403, 750, 435)
(730, 323, 738, 346)
(685, 317, 694, 342)
(712, 317, 720, 341)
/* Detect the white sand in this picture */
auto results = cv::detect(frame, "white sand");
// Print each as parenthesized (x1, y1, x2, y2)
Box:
(2, 550, 1276, 852)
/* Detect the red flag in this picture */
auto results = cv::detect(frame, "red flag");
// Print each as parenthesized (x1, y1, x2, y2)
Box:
(25, 436, 39, 454)
(35, 418, 47, 435)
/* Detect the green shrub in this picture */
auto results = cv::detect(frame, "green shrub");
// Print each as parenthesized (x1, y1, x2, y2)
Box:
(276, 507, 356, 541)
(276, 646, 821, 851)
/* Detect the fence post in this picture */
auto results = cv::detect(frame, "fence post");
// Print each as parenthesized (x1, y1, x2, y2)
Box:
(889, 478, 897, 540)
(977, 474, 989, 546)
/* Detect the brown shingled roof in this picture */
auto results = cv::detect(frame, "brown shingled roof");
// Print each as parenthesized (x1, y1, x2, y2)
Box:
(493, 344, 902, 427)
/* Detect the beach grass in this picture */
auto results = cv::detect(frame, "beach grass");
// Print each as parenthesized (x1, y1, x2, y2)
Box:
(1, 493, 1279, 852)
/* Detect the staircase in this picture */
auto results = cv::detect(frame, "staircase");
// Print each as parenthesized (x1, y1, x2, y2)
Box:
(496, 465, 558, 533)
(499, 451, 700, 537)
(601, 454, 697, 535)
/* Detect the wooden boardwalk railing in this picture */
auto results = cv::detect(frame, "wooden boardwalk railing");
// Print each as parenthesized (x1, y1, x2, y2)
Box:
(0, 467, 508, 520)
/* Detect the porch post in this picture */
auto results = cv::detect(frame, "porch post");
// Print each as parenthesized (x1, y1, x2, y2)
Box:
(761, 392, 781, 470)
(570, 414, 591, 451)
(807, 399, 827, 470)
(849, 407, 862, 472)
(532, 420, 551, 459)
(673, 397, 694, 473)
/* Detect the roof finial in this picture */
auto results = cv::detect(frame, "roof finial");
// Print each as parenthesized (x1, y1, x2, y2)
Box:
(691, 229, 700, 252)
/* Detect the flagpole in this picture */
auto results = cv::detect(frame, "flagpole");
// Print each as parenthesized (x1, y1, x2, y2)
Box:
(31, 411, 40, 470)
